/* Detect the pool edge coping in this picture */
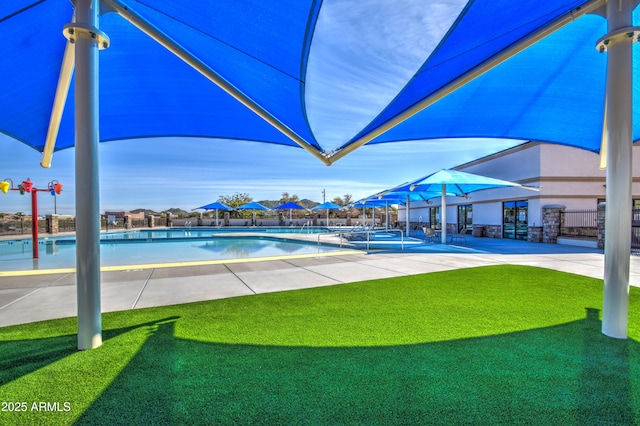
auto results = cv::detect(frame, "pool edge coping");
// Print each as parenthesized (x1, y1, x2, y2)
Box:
(0, 249, 363, 277)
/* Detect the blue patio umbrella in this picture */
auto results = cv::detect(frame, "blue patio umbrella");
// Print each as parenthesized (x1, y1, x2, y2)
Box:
(311, 201, 343, 225)
(194, 201, 232, 227)
(273, 201, 307, 223)
(351, 197, 391, 230)
(387, 169, 539, 244)
(236, 202, 270, 226)
(355, 190, 445, 233)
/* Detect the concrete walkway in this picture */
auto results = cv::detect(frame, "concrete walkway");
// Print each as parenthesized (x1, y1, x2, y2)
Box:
(1, 236, 638, 327)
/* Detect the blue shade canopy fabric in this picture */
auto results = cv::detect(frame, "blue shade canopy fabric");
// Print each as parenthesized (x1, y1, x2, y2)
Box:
(353, 192, 407, 206)
(311, 201, 343, 210)
(195, 202, 232, 211)
(274, 201, 307, 210)
(389, 169, 538, 196)
(0, 1, 322, 154)
(236, 201, 270, 211)
(387, 169, 538, 244)
(339, 1, 640, 157)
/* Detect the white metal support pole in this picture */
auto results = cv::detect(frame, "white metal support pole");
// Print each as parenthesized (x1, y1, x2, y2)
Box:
(405, 194, 410, 236)
(72, 0, 103, 349)
(385, 201, 389, 230)
(372, 204, 375, 228)
(601, 0, 634, 338)
(441, 184, 447, 244)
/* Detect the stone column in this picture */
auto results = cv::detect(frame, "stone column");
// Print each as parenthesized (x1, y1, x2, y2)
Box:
(197, 212, 203, 226)
(146, 215, 155, 228)
(124, 215, 132, 230)
(597, 202, 606, 249)
(166, 212, 173, 227)
(542, 205, 565, 244)
(46, 214, 59, 234)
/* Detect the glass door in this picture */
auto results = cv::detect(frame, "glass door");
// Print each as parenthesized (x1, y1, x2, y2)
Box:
(429, 207, 440, 229)
(457, 204, 472, 232)
(503, 200, 528, 240)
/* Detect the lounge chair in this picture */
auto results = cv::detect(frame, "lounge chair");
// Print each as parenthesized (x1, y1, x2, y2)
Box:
(449, 228, 468, 244)
(422, 227, 438, 243)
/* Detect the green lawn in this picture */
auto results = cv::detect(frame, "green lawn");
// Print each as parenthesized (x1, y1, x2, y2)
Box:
(1, 265, 640, 425)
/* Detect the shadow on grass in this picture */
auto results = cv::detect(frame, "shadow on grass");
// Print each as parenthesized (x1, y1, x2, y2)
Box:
(0, 317, 180, 388)
(71, 309, 638, 425)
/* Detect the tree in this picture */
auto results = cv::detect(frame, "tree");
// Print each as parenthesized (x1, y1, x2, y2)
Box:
(218, 192, 252, 208)
(219, 193, 253, 219)
(332, 194, 353, 207)
(279, 192, 301, 204)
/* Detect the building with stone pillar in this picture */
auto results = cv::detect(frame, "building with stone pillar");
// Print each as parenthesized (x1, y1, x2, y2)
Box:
(398, 142, 640, 245)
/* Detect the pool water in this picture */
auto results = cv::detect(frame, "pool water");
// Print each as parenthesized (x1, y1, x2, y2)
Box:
(0, 228, 344, 271)
(101, 227, 332, 240)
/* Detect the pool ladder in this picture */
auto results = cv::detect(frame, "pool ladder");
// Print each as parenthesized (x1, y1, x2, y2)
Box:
(300, 220, 312, 234)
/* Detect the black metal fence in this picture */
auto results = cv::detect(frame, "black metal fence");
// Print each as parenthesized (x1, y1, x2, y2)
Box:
(632, 208, 640, 255)
(559, 209, 598, 239)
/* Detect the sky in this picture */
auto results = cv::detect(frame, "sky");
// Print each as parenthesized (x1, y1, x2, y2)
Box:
(0, 0, 522, 215)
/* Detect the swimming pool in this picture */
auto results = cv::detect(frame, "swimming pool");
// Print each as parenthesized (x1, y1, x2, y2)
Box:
(0, 228, 351, 272)
(98, 227, 332, 240)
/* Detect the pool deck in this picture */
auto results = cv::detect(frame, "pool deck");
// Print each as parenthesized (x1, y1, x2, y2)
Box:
(1, 234, 639, 327)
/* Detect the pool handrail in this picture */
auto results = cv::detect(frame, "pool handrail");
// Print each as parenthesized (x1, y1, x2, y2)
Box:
(318, 228, 405, 251)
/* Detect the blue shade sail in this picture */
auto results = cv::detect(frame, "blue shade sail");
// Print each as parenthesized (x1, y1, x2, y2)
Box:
(0, 1, 322, 153)
(236, 201, 270, 211)
(339, 1, 639, 156)
(311, 201, 343, 210)
(195, 202, 232, 211)
(388, 169, 538, 196)
(273, 201, 307, 210)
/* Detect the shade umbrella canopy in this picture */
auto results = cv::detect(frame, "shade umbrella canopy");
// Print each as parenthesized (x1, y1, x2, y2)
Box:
(273, 201, 307, 210)
(311, 201, 343, 210)
(391, 169, 539, 196)
(387, 169, 538, 244)
(236, 201, 270, 226)
(236, 201, 270, 211)
(358, 189, 449, 234)
(195, 202, 232, 211)
(311, 201, 343, 226)
(194, 201, 232, 226)
(273, 201, 307, 223)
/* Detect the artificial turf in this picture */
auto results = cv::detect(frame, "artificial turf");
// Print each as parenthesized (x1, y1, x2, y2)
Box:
(1, 264, 639, 425)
